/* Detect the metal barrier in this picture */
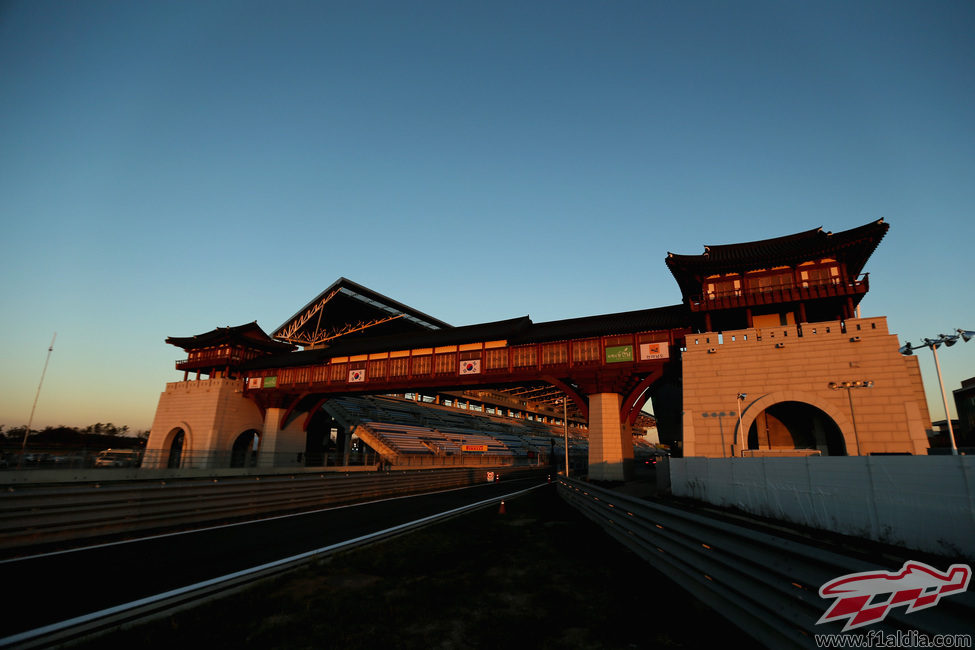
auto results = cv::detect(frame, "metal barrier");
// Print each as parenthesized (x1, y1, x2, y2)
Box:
(0, 466, 548, 552)
(1, 482, 548, 650)
(556, 477, 975, 648)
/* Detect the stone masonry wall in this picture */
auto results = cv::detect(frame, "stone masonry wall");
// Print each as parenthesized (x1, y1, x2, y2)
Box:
(681, 316, 931, 457)
(144, 377, 264, 468)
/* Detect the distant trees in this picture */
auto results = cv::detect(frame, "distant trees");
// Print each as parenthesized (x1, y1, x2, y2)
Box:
(0, 423, 149, 450)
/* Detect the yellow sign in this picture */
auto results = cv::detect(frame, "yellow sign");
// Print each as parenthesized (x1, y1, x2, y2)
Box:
(462, 444, 488, 452)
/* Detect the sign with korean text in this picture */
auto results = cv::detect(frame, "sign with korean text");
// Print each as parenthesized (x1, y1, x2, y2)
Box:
(462, 444, 488, 452)
(262, 376, 277, 388)
(605, 345, 634, 363)
(247, 377, 263, 389)
(639, 342, 669, 360)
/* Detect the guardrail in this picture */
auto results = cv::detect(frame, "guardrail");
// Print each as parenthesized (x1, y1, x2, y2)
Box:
(2, 482, 548, 650)
(0, 466, 548, 552)
(556, 477, 975, 648)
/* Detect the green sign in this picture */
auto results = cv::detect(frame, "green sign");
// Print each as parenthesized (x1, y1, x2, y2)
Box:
(605, 345, 634, 363)
(263, 376, 277, 388)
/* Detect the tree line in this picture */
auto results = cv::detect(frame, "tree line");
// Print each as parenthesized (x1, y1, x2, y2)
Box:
(0, 423, 150, 450)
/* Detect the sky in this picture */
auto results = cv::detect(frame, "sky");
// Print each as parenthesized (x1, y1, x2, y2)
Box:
(1, 1, 973, 432)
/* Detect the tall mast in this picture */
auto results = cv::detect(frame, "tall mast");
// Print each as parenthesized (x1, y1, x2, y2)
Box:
(20, 333, 56, 464)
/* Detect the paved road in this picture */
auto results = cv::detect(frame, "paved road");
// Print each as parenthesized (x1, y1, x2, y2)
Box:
(3, 477, 542, 637)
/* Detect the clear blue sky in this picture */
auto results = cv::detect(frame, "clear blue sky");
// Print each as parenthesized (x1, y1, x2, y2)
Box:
(1, 1, 973, 431)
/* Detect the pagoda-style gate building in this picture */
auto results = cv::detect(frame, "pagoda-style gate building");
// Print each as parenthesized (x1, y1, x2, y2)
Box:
(145, 220, 932, 479)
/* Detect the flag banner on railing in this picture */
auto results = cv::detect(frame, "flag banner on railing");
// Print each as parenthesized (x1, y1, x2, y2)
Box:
(459, 359, 481, 375)
(348, 368, 366, 383)
(640, 342, 669, 360)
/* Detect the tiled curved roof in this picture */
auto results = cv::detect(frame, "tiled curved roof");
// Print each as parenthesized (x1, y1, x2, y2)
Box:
(665, 220, 888, 298)
(166, 322, 295, 353)
(512, 304, 690, 344)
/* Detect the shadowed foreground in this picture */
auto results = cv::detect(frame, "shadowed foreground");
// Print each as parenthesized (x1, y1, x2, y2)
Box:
(79, 485, 750, 649)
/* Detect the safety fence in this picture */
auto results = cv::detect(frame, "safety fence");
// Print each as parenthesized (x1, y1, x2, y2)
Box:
(557, 476, 974, 649)
(0, 466, 549, 552)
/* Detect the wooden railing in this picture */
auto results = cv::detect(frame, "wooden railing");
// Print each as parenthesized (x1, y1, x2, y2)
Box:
(251, 329, 681, 391)
(689, 274, 869, 312)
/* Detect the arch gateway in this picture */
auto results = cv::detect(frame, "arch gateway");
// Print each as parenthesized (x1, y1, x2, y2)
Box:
(144, 220, 932, 477)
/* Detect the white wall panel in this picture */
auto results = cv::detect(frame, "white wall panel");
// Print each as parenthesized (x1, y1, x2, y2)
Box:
(670, 456, 975, 560)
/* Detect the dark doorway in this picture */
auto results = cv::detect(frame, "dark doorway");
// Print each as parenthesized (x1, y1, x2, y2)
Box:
(747, 401, 846, 455)
(231, 430, 260, 467)
(167, 429, 184, 468)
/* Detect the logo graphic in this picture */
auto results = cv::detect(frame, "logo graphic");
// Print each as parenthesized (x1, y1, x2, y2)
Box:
(817, 561, 971, 631)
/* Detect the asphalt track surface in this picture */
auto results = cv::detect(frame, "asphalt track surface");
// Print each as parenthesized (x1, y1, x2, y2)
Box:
(3, 477, 542, 638)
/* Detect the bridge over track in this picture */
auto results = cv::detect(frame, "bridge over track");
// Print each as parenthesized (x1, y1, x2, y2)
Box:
(243, 309, 687, 480)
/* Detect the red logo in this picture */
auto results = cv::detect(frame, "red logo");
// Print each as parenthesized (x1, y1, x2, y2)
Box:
(818, 561, 971, 631)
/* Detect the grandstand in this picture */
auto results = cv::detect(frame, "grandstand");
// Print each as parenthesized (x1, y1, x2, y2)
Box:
(318, 393, 623, 469)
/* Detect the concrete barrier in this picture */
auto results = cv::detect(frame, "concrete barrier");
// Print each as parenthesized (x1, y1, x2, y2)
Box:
(669, 456, 975, 560)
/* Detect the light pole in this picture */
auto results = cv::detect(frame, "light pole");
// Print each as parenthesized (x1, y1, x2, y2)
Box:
(562, 397, 569, 477)
(828, 380, 873, 455)
(735, 393, 747, 456)
(900, 329, 974, 456)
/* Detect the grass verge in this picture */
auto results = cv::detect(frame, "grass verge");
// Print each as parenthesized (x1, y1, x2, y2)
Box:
(81, 484, 751, 649)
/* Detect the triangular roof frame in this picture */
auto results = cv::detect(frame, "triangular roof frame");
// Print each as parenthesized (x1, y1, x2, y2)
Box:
(273, 277, 452, 348)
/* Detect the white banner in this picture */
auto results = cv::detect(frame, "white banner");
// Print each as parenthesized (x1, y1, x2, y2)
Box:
(348, 368, 366, 383)
(639, 342, 669, 360)
(459, 359, 481, 375)
(247, 377, 263, 389)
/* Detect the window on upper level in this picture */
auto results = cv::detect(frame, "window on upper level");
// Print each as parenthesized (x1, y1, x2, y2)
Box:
(705, 275, 740, 298)
(800, 264, 841, 287)
(746, 269, 793, 293)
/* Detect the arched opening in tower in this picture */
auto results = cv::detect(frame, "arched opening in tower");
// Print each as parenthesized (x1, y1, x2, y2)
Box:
(747, 401, 846, 455)
(230, 429, 260, 467)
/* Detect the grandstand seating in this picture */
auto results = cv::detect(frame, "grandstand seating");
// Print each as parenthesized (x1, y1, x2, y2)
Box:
(322, 394, 600, 462)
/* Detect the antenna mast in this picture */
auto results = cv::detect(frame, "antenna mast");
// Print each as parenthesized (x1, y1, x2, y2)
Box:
(20, 333, 56, 464)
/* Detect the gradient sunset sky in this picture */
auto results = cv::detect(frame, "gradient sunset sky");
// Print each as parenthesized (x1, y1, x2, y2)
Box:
(1, 1, 973, 431)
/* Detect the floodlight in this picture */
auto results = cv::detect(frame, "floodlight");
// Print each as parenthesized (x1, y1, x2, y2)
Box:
(899, 342, 914, 355)
(923, 337, 942, 349)
(958, 329, 975, 343)
(940, 334, 958, 347)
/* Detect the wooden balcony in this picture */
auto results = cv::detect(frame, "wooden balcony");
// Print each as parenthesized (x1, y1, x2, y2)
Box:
(688, 274, 869, 312)
(175, 350, 248, 371)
